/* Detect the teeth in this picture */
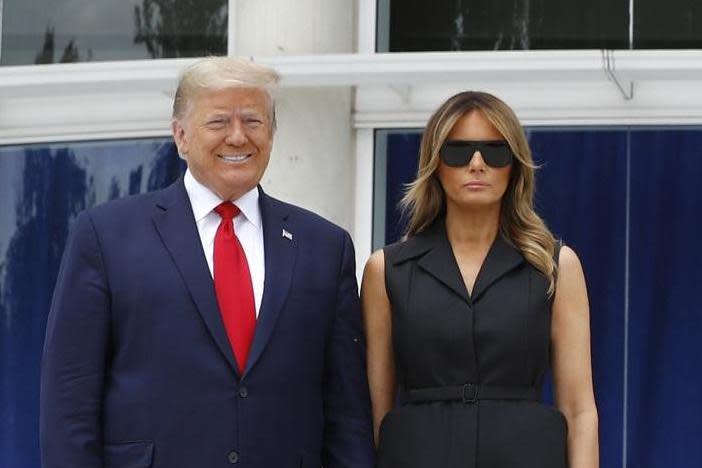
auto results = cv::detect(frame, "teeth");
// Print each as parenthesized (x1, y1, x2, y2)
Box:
(220, 154, 250, 162)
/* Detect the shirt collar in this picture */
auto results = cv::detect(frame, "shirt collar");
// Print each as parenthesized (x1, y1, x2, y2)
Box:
(184, 169, 261, 228)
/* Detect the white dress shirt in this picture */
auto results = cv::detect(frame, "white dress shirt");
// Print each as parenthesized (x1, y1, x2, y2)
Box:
(183, 169, 265, 317)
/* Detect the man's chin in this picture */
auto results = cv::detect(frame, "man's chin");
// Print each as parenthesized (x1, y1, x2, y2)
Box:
(212, 178, 261, 201)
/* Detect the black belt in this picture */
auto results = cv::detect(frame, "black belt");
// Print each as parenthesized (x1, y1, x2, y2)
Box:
(401, 383, 539, 405)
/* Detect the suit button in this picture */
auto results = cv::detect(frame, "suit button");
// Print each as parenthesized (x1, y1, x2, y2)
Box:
(228, 450, 239, 464)
(238, 386, 248, 398)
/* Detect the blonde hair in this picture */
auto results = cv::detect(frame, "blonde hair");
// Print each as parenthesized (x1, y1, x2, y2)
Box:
(401, 91, 558, 294)
(172, 56, 280, 129)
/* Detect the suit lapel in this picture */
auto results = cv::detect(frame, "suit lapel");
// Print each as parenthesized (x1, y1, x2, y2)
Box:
(243, 188, 297, 377)
(151, 178, 238, 375)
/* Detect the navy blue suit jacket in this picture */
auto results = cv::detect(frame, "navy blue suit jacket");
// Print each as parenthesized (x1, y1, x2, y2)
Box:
(40, 178, 375, 468)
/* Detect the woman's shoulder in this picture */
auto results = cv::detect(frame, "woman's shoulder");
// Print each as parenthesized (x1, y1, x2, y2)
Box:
(556, 244, 583, 276)
(362, 240, 408, 291)
(362, 249, 389, 302)
(365, 248, 386, 276)
(552, 242, 585, 298)
(553, 241, 580, 269)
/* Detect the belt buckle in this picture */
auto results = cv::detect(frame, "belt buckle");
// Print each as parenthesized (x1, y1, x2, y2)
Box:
(462, 383, 478, 404)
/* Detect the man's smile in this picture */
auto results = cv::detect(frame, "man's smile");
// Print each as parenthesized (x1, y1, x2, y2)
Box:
(218, 153, 252, 163)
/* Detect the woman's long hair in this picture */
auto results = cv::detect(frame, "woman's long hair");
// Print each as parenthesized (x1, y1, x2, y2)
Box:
(400, 91, 558, 294)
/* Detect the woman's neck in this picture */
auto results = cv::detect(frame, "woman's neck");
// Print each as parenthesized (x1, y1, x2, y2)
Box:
(444, 202, 501, 247)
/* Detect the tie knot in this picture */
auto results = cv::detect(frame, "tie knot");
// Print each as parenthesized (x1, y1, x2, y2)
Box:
(214, 202, 241, 220)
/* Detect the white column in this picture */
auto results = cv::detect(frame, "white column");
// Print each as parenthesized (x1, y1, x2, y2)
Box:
(234, 1, 358, 235)
(235, 0, 353, 56)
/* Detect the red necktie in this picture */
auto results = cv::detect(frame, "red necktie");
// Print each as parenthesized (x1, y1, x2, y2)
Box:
(213, 202, 256, 374)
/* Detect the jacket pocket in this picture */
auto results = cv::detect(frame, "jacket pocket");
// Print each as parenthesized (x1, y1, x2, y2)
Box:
(104, 440, 154, 468)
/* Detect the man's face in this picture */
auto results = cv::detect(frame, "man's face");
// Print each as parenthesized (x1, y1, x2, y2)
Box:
(173, 86, 274, 201)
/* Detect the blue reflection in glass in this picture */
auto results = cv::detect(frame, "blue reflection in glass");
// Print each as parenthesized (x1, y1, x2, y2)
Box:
(0, 138, 184, 468)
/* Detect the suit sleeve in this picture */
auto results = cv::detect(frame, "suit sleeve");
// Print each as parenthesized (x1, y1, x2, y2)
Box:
(40, 211, 111, 468)
(322, 231, 377, 468)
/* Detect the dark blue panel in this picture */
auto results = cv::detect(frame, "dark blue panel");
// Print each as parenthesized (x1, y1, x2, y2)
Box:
(385, 132, 422, 243)
(628, 130, 702, 468)
(0, 139, 184, 468)
(382, 128, 626, 468)
(529, 130, 627, 468)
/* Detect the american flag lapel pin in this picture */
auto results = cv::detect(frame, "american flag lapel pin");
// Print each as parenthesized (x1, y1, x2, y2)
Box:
(282, 229, 293, 241)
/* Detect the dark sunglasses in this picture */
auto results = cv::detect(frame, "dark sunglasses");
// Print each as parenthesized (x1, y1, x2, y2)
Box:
(439, 140, 514, 168)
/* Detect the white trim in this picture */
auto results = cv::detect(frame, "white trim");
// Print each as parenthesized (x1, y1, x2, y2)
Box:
(3, 51, 702, 97)
(1, 128, 172, 146)
(228, 0, 237, 56)
(355, 109, 702, 129)
(197, 49, 702, 82)
(354, 78, 702, 129)
(354, 128, 374, 283)
(2, 51, 702, 144)
(0, 59, 189, 98)
(0, 89, 174, 145)
(357, 0, 377, 53)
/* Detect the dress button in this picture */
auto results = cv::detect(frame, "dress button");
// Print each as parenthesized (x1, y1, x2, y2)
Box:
(228, 450, 239, 464)
(238, 386, 248, 398)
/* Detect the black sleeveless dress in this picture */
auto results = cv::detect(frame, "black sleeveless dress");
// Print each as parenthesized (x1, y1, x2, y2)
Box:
(379, 219, 567, 468)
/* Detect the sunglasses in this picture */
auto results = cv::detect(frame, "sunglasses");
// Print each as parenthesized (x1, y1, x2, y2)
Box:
(439, 140, 514, 168)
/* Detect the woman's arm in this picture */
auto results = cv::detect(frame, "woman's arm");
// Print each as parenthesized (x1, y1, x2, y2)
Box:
(361, 249, 397, 447)
(551, 245, 600, 468)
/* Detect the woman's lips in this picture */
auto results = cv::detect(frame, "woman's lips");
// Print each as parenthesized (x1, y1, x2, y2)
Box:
(464, 181, 490, 188)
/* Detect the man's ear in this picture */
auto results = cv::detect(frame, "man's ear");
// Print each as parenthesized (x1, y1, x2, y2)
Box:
(172, 119, 189, 156)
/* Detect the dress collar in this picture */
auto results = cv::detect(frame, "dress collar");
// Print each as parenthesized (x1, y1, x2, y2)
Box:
(391, 217, 525, 303)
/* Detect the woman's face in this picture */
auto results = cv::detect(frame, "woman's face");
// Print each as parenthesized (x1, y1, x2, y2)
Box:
(436, 110, 512, 211)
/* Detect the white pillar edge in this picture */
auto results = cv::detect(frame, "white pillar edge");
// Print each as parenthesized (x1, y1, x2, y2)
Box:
(227, 0, 237, 56)
(353, 128, 374, 283)
(357, 0, 376, 54)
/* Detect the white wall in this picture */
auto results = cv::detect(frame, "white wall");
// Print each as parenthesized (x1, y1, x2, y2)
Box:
(235, 0, 357, 231)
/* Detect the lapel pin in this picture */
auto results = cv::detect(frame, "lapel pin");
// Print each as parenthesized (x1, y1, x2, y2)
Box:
(282, 229, 293, 241)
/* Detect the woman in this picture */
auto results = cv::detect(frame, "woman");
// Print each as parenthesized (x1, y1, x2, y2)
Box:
(361, 91, 598, 468)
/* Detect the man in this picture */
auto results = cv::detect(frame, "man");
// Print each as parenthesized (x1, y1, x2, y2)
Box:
(40, 57, 376, 468)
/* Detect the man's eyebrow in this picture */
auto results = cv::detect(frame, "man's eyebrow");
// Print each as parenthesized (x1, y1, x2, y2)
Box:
(238, 109, 265, 116)
(203, 113, 229, 121)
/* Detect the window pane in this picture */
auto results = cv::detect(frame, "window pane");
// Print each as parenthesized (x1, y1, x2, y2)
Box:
(634, 0, 702, 48)
(0, 138, 183, 468)
(380, 0, 629, 52)
(1, 0, 227, 65)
